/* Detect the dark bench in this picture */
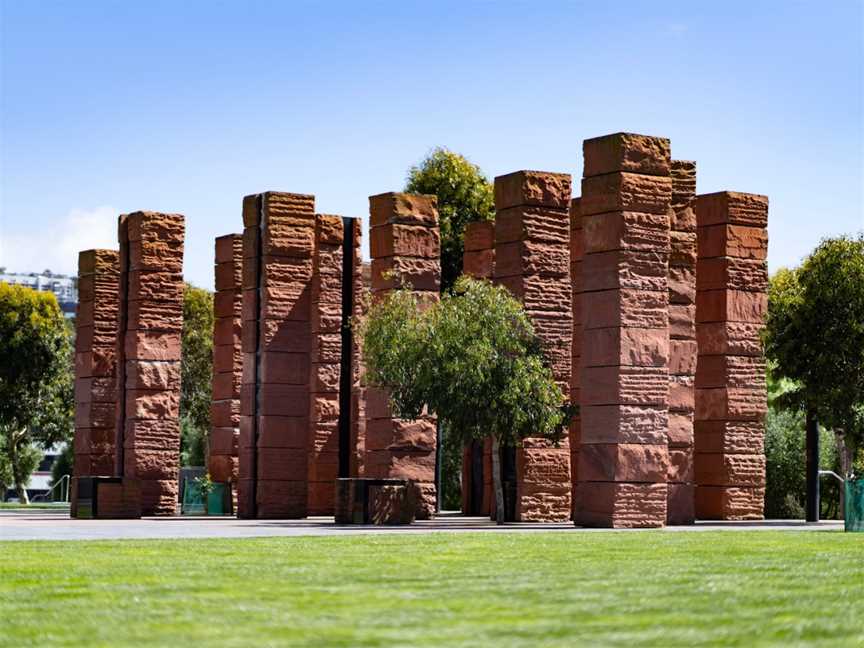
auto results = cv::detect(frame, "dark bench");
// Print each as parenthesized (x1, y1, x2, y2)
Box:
(334, 478, 416, 525)
(71, 477, 142, 519)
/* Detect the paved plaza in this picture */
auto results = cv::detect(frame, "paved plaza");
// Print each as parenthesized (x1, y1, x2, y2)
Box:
(0, 508, 841, 541)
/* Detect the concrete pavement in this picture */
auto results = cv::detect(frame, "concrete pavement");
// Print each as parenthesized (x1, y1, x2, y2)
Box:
(0, 508, 843, 541)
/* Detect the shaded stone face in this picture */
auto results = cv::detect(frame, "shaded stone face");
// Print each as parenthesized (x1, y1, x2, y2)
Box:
(238, 192, 315, 520)
(207, 234, 243, 507)
(459, 222, 496, 516)
(493, 170, 572, 523)
(116, 211, 185, 517)
(694, 191, 768, 521)
(665, 160, 698, 525)
(365, 192, 440, 520)
(575, 133, 671, 529)
(72, 249, 120, 491)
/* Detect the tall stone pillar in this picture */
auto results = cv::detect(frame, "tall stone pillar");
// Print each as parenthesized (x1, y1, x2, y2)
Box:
(307, 214, 362, 515)
(569, 197, 582, 517)
(575, 133, 671, 528)
(238, 192, 315, 519)
(209, 234, 243, 505)
(667, 161, 698, 524)
(117, 211, 185, 516)
(493, 170, 572, 522)
(694, 192, 768, 519)
(351, 262, 371, 479)
(459, 220, 494, 516)
(367, 192, 440, 519)
(73, 250, 119, 478)
(307, 215, 343, 515)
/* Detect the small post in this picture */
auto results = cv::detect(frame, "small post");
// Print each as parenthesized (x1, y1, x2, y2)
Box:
(805, 409, 820, 522)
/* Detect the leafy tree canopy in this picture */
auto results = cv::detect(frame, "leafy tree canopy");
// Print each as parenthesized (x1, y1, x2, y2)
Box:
(0, 283, 74, 501)
(180, 283, 214, 466)
(360, 277, 573, 521)
(405, 148, 495, 291)
(361, 277, 571, 447)
(763, 234, 864, 471)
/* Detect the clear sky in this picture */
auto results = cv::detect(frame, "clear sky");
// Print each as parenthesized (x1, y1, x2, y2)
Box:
(1, 1, 862, 289)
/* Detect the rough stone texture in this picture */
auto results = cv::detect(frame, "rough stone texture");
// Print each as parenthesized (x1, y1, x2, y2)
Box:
(695, 191, 768, 520)
(569, 198, 582, 517)
(366, 192, 440, 519)
(574, 481, 667, 528)
(116, 212, 185, 516)
(493, 171, 572, 523)
(306, 215, 363, 514)
(352, 263, 370, 479)
(73, 250, 119, 482)
(576, 133, 670, 529)
(207, 234, 242, 510)
(583, 132, 672, 178)
(667, 160, 697, 524)
(238, 192, 314, 519)
(494, 170, 572, 210)
(460, 221, 495, 516)
(307, 215, 343, 515)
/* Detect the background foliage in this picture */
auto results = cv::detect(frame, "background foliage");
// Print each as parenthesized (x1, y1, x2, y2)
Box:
(180, 283, 214, 467)
(0, 283, 74, 501)
(360, 278, 573, 513)
(763, 235, 864, 475)
(405, 148, 495, 292)
(405, 148, 495, 507)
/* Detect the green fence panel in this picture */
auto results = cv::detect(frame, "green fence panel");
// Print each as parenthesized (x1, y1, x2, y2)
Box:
(181, 481, 205, 515)
(207, 483, 228, 516)
(844, 479, 864, 532)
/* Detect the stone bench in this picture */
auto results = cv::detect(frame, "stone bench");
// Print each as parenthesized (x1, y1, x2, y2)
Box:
(334, 478, 417, 525)
(71, 477, 142, 519)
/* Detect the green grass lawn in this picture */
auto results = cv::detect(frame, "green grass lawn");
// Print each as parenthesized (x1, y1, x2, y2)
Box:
(1, 531, 861, 647)
(0, 502, 69, 510)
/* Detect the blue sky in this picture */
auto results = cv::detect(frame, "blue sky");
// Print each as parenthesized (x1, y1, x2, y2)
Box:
(1, 1, 862, 288)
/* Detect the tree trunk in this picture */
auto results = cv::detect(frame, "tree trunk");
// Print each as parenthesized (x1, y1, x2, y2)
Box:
(16, 483, 30, 505)
(491, 436, 505, 525)
(9, 431, 30, 505)
(835, 429, 850, 519)
(836, 429, 852, 478)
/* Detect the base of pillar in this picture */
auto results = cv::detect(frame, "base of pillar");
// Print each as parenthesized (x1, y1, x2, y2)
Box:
(71, 476, 142, 519)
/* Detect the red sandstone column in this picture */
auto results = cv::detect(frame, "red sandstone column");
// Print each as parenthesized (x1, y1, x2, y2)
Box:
(694, 192, 768, 519)
(351, 262, 371, 478)
(575, 133, 671, 528)
(493, 171, 572, 522)
(308, 215, 342, 514)
(459, 221, 495, 516)
(208, 234, 243, 505)
(666, 161, 698, 524)
(117, 211, 185, 516)
(308, 215, 364, 514)
(73, 250, 119, 479)
(569, 197, 582, 518)
(367, 192, 441, 519)
(238, 192, 315, 519)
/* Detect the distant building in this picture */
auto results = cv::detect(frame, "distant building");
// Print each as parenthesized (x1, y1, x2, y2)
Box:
(1, 444, 66, 503)
(0, 268, 78, 317)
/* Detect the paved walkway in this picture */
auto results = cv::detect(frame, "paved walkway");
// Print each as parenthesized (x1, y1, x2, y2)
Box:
(0, 508, 843, 541)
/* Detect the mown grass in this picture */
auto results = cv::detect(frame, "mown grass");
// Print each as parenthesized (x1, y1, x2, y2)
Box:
(0, 502, 69, 510)
(1, 531, 861, 647)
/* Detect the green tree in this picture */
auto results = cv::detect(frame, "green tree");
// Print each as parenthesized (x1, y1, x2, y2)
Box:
(360, 277, 573, 523)
(180, 283, 214, 467)
(0, 283, 74, 503)
(405, 148, 495, 292)
(763, 235, 864, 477)
(405, 148, 495, 507)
